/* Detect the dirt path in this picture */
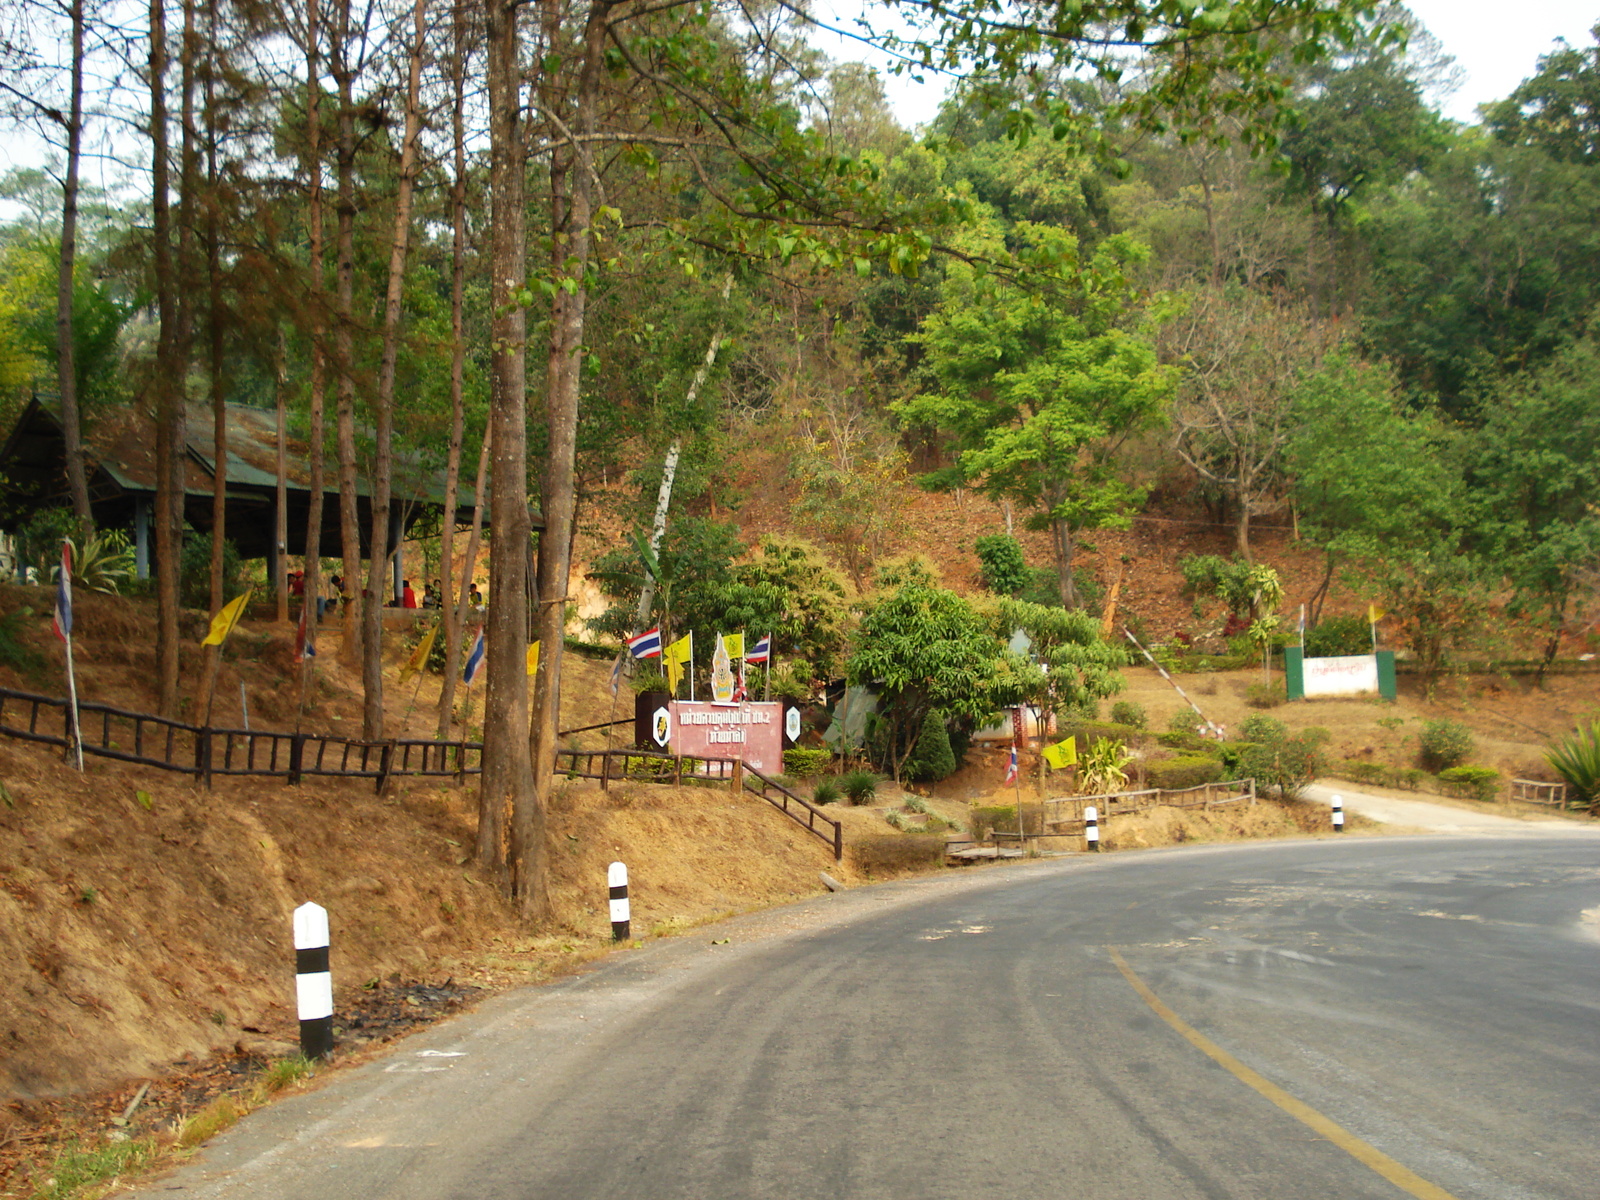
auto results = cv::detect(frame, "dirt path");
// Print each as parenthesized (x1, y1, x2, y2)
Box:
(1303, 782, 1600, 836)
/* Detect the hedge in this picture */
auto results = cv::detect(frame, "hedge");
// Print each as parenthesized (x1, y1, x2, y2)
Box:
(1144, 756, 1225, 791)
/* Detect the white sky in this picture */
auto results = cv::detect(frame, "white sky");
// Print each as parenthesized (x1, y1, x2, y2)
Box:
(812, 1, 1600, 130)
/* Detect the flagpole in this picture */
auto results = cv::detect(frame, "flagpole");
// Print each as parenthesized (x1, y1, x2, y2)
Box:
(688, 631, 695, 702)
(62, 629, 83, 772)
(56, 538, 83, 771)
(1010, 737, 1027, 856)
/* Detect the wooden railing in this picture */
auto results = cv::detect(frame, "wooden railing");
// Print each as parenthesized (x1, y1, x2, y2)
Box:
(742, 765, 844, 860)
(1040, 778, 1256, 835)
(0, 685, 843, 857)
(0, 685, 481, 791)
(555, 747, 740, 789)
(1510, 778, 1570, 807)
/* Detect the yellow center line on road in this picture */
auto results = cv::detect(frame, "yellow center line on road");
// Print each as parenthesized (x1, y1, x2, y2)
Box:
(1107, 946, 1462, 1200)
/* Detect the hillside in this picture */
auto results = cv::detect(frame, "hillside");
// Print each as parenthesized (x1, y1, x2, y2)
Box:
(1, 487, 1595, 1197)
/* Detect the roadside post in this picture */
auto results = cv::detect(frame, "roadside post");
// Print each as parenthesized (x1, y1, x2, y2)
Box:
(293, 901, 334, 1059)
(609, 862, 631, 941)
(1084, 805, 1100, 852)
(1332, 794, 1345, 833)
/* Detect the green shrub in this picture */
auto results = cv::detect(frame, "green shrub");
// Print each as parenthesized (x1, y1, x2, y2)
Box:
(624, 755, 675, 779)
(903, 711, 958, 783)
(1245, 680, 1287, 708)
(1238, 714, 1288, 744)
(0, 609, 44, 678)
(1304, 614, 1372, 658)
(180, 532, 245, 609)
(811, 778, 841, 806)
(1145, 755, 1225, 791)
(839, 769, 879, 806)
(1214, 740, 1256, 774)
(1419, 719, 1474, 771)
(1396, 767, 1429, 790)
(1437, 765, 1500, 801)
(782, 747, 833, 778)
(630, 668, 670, 694)
(1301, 726, 1332, 747)
(1545, 720, 1600, 810)
(1334, 760, 1394, 788)
(1167, 708, 1204, 736)
(1178, 553, 1231, 597)
(974, 534, 1029, 595)
(1109, 700, 1147, 729)
(770, 662, 812, 703)
(1239, 732, 1326, 800)
(1157, 730, 1207, 752)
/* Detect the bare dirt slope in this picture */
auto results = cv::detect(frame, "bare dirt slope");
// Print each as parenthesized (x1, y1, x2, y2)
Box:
(0, 587, 880, 1110)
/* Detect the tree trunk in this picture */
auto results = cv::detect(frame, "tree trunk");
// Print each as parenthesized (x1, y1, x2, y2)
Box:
(476, 0, 532, 893)
(149, 0, 183, 717)
(332, 0, 363, 665)
(524, 0, 611, 924)
(274, 329, 289, 623)
(1234, 498, 1252, 562)
(1051, 517, 1079, 609)
(205, 0, 226, 617)
(56, 0, 93, 533)
(360, 0, 427, 741)
(435, 0, 469, 739)
(299, 0, 327, 690)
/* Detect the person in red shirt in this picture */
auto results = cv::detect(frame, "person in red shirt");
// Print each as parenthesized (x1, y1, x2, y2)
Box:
(402, 580, 418, 609)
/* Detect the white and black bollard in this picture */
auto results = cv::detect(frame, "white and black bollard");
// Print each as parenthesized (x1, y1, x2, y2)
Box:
(293, 901, 334, 1059)
(1084, 805, 1100, 852)
(1331, 794, 1345, 833)
(608, 862, 630, 942)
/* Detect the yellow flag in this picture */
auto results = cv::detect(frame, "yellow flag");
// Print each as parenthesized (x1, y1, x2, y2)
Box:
(721, 632, 744, 660)
(525, 640, 540, 677)
(1367, 603, 1386, 623)
(1042, 736, 1077, 770)
(201, 591, 251, 647)
(399, 622, 440, 686)
(664, 633, 692, 693)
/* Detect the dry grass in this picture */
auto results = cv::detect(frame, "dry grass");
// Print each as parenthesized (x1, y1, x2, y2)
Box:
(1100, 799, 1376, 851)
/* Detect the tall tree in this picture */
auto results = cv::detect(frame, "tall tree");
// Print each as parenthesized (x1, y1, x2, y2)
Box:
(1162, 286, 1333, 558)
(359, 0, 429, 740)
(902, 226, 1174, 607)
(0, 0, 97, 528)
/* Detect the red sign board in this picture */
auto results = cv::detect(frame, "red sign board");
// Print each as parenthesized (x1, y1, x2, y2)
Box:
(669, 701, 784, 773)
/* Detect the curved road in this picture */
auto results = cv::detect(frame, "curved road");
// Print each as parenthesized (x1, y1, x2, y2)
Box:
(137, 833, 1600, 1200)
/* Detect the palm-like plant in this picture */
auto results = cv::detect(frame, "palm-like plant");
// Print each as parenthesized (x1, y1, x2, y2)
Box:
(53, 532, 136, 594)
(1546, 720, 1600, 812)
(1079, 737, 1132, 795)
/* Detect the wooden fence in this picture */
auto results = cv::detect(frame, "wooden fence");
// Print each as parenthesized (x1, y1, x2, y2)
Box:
(1510, 778, 1570, 808)
(0, 683, 482, 791)
(1034, 778, 1257, 840)
(0, 685, 842, 857)
(551, 745, 843, 860)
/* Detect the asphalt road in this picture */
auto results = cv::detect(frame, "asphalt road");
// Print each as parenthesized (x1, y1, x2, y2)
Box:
(137, 835, 1600, 1200)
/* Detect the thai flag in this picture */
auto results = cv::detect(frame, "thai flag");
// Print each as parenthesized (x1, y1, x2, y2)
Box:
(626, 627, 662, 659)
(51, 541, 72, 643)
(745, 634, 771, 664)
(463, 626, 486, 685)
(1003, 741, 1018, 786)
